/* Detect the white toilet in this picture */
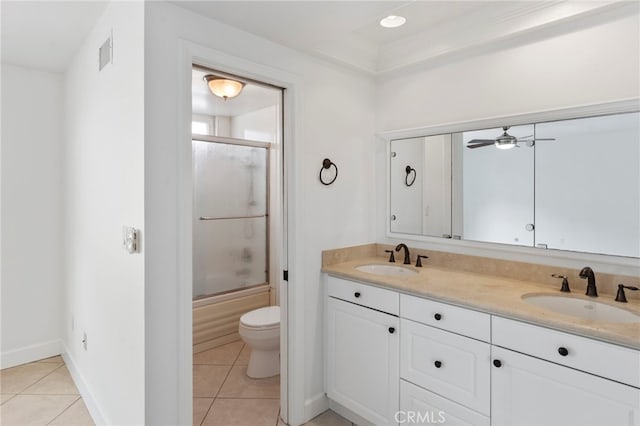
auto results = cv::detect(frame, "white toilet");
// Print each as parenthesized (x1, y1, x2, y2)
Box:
(238, 305, 280, 378)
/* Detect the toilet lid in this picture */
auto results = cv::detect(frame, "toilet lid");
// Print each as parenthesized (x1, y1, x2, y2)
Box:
(240, 306, 280, 328)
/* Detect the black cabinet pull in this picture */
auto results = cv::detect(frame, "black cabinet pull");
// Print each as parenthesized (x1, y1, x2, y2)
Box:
(558, 347, 569, 356)
(354, 292, 361, 298)
(434, 313, 442, 321)
(493, 359, 502, 368)
(434, 360, 442, 368)
(388, 327, 395, 334)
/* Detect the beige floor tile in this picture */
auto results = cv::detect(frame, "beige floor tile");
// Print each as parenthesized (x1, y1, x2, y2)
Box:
(202, 398, 280, 426)
(0, 362, 60, 394)
(37, 355, 64, 365)
(218, 366, 280, 399)
(1, 394, 15, 405)
(194, 341, 244, 366)
(48, 398, 94, 425)
(303, 409, 352, 426)
(23, 366, 79, 395)
(234, 344, 251, 366)
(193, 365, 231, 398)
(193, 398, 213, 425)
(0, 394, 78, 425)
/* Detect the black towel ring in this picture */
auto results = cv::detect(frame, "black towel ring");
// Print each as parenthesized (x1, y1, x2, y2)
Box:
(319, 158, 338, 185)
(405, 165, 416, 186)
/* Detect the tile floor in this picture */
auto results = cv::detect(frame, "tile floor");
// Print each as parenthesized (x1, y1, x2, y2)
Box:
(0, 355, 94, 425)
(194, 340, 355, 426)
(1, 346, 353, 426)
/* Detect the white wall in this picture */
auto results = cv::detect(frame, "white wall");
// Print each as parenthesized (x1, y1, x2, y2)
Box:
(144, 2, 376, 424)
(1, 64, 65, 368)
(376, 15, 640, 132)
(375, 13, 640, 272)
(231, 105, 278, 143)
(63, 2, 145, 424)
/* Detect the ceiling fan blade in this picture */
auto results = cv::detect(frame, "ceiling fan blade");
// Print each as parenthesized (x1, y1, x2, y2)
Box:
(466, 140, 495, 149)
(467, 139, 495, 145)
(531, 138, 556, 141)
(516, 135, 534, 140)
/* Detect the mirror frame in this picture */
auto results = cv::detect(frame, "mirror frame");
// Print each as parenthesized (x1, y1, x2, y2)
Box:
(379, 98, 640, 267)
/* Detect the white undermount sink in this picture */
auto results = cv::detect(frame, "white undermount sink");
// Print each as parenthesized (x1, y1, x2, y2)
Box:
(355, 264, 418, 276)
(522, 294, 640, 323)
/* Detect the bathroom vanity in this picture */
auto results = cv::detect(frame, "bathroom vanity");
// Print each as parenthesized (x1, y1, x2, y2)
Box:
(323, 247, 640, 426)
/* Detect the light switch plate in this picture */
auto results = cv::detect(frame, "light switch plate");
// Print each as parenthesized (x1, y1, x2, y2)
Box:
(122, 226, 139, 253)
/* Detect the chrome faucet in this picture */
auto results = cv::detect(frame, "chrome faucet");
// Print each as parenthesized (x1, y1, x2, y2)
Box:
(579, 266, 598, 297)
(395, 243, 411, 265)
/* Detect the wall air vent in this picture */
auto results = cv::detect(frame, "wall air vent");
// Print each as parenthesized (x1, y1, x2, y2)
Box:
(99, 33, 112, 71)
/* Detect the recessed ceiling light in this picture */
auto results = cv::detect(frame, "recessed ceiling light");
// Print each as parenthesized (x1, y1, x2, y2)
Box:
(380, 15, 406, 28)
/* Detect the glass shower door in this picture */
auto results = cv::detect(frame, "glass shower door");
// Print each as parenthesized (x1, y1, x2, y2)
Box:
(192, 139, 269, 299)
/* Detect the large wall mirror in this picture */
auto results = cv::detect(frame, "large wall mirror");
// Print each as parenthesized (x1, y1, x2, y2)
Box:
(389, 110, 640, 258)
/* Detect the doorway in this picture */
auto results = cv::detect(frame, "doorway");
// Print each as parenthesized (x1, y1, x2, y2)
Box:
(190, 64, 286, 425)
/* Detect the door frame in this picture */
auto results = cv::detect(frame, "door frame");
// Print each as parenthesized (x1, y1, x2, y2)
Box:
(177, 40, 305, 425)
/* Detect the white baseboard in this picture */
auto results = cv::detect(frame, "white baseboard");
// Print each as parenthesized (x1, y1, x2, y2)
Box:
(62, 346, 108, 426)
(1, 339, 62, 369)
(303, 392, 329, 424)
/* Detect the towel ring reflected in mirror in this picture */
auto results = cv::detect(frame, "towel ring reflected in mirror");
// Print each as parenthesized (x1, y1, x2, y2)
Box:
(405, 165, 416, 186)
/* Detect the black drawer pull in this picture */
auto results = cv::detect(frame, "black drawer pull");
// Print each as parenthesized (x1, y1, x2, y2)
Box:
(388, 327, 395, 334)
(354, 292, 361, 298)
(493, 359, 502, 368)
(434, 360, 442, 368)
(434, 313, 442, 321)
(558, 347, 569, 356)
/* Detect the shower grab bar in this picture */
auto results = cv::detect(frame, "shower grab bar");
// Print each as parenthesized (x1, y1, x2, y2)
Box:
(199, 214, 267, 221)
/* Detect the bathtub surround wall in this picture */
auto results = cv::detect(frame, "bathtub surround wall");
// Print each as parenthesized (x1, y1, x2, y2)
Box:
(1, 65, 65, 368)
(63, 2, 145, 424)
(375, 13, 640, 274)
(193, 288, 270, 353)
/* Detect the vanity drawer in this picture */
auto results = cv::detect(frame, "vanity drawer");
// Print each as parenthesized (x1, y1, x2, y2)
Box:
(400, 294, 490, 342)
(492, 316, 640, 388)
(400, 380, 490, 426)
(327, 276, 399, 315)
(400, 318, 491, 415)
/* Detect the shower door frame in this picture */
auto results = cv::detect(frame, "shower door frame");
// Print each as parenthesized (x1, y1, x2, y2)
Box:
(191, 134, 272, 300)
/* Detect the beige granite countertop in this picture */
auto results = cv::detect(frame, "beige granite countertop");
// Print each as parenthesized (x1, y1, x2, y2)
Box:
(322, 255, 640, 350)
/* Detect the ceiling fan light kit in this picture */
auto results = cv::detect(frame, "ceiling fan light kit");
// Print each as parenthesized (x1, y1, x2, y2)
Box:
(467, 126, 556, 149)
(495, 139, 516, 149)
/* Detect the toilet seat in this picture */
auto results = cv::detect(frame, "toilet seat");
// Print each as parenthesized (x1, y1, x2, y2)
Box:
(240, 306, 280, 329)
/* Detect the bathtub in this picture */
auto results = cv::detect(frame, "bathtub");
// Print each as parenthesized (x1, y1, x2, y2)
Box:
(192, 284, 270, 354)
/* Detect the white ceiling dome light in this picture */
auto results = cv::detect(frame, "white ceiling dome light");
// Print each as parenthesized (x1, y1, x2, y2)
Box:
(203, 75, 245, 100)
(379, 15, 406, 28)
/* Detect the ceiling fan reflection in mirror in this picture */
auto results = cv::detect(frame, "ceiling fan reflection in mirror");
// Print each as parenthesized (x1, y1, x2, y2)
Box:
(466, 126, 555, 149)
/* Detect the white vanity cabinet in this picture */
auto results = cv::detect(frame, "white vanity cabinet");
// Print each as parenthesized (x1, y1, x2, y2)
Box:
(492, 317, 640, 426)
(325, 273, 640, 426)
(399, 294, 491, 425)
(326, 277, 400, 425)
